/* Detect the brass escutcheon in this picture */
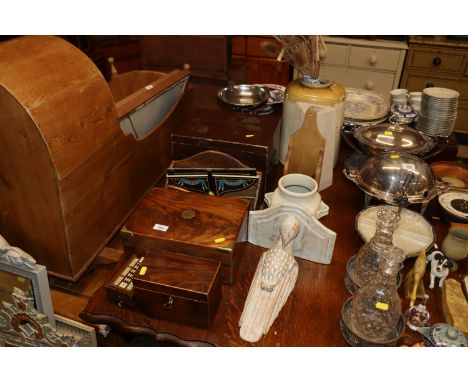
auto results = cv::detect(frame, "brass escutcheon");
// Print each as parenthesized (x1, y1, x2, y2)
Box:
(164, 296, 174, 310)
(181, 209, 196, 220)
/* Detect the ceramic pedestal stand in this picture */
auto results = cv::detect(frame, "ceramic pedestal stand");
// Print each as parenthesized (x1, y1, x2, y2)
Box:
(251, 173, 336, 264)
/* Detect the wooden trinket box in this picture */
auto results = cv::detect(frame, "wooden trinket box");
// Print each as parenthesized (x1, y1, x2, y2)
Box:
(166, 150, 264, 210)
(132, 250, 222, 328)
(121, 187, 249, 284)
(171, 108, 281, 176)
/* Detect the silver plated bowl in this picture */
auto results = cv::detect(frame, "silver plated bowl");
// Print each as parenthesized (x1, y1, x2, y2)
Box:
(217, 85, 269, 108)
(344, 152, 445, 205)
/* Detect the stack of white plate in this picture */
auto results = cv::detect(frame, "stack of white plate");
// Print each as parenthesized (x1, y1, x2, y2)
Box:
(416, 87, 459, 137)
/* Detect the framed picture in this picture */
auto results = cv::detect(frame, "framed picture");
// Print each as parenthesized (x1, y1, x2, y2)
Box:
(0, 289, 98, 347)
(55, 314, 97, 347)
(0, 235, 56, 327)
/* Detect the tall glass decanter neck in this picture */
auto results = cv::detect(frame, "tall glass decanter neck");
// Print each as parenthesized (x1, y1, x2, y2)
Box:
(371, 208, 401, 247)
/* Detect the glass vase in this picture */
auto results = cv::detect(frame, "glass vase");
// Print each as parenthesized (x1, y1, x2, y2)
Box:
(354, 207, 401, 286)
(350, 245, 405, 342)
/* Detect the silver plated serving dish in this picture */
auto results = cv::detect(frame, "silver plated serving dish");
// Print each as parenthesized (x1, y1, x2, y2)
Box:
(340, 297, 405, 347)
(344, 152, 445, 207)
(217, 84, 269, 108)
(355, 205, 435, 258)
(353, 122, 435, 157)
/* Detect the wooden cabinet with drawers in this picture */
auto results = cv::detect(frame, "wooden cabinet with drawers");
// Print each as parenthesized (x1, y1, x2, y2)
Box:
(231, 36, 291, 86)
(400, 36, 468, 134)
(316, 36, 408, 96)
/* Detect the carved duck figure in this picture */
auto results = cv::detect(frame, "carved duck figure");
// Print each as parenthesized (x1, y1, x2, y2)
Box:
(261, 216, 301, 291)
(239, 215, 301, 343)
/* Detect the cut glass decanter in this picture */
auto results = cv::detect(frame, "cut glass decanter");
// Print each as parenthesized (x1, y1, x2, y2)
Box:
(354, 207, 401, 286)
(350, 244, 405, 342)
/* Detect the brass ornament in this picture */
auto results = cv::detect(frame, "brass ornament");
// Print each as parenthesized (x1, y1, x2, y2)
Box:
(181, 209, 196, 220)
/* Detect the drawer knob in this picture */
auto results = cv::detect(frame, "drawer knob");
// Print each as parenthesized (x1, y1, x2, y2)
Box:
(365, 80, 374, 90)
(369, 54, 378, 65)
(433, 57, 442, 66)
(183, 63, 191, 70)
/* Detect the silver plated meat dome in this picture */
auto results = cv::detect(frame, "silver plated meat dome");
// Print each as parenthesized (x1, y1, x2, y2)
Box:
(344, 152, 443, 205)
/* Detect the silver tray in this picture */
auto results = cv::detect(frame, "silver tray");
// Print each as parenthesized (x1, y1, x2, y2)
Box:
(217, 85, 268, 108)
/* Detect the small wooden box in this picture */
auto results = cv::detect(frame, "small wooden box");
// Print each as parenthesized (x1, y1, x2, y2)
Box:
(105, 255, 143, 308)
(171, 108, 281, 176)
(166, 150, 264, 210)
(132, 250, 222, 328)
(121, 187, 249, 284)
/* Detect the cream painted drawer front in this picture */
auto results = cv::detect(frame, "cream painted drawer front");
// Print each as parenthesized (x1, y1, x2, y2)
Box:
(320, 65, 395, 96)
(349, 46, 401, 72)
(320, 43, 348, 66)
(409, 48, 466, 74)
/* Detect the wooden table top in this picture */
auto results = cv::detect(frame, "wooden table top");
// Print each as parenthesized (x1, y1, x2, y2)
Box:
(79, 147, 467, 346)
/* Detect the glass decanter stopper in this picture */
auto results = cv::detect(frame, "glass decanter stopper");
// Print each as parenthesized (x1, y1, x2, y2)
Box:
(354, 207, 401, 286)
(350, 245, 406, 342)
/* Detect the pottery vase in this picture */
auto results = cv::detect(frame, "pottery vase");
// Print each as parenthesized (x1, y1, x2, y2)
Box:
(265, 173, 329, 219)
(441, 226, 468, 268)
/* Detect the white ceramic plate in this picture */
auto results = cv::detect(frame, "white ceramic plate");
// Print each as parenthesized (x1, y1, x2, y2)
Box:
(255, 83, 286, 104)
(356, 205, 434, 258)
(345, 88, 390, 121)
(423, 87, 460, 99)
(438, 191, 468, 221)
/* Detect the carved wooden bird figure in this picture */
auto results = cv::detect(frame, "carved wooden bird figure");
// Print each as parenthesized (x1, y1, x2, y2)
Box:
(261, 215, 301, 292)
(240, 214, 301, 342)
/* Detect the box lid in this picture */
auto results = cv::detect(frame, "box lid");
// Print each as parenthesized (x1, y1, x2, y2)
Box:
(124, 187, 249, 253)
(173, 108, 280, 149)
(132, 250, 221, 303)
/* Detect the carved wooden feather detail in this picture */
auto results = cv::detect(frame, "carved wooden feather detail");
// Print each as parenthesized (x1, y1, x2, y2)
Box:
(239, 216, 300, 343)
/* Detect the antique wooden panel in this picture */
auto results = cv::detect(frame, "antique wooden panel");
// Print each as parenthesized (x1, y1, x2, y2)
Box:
(0, 36, 189, 280)
(140, 36, 230, 80)
(0, 82, 71, 277)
